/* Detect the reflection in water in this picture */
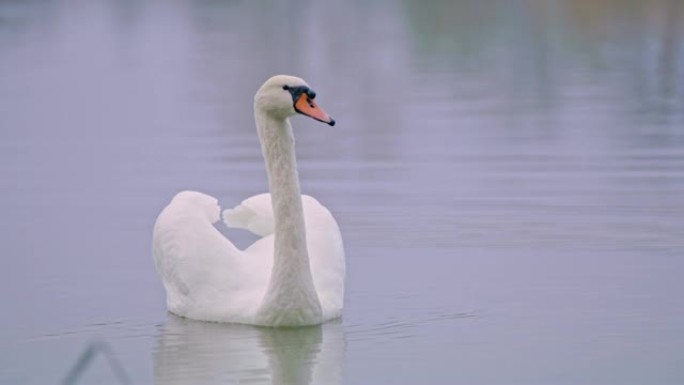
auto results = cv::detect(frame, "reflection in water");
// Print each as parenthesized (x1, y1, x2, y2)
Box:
(153, 315, 344, 385)
(61, 341, 132, 385)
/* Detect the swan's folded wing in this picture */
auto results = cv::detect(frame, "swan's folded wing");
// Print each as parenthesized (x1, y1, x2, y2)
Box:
(153, 191, 253, 320)
(223, 193, 275, 237)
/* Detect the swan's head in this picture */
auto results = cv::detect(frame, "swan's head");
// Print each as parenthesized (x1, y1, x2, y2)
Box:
(255, 75, 335, 126)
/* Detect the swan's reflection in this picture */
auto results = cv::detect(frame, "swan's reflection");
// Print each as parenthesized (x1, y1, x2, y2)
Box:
(153, 314, 345, 385)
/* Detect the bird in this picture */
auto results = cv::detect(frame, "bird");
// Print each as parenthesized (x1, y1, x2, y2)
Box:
(152, 75, 345, 327)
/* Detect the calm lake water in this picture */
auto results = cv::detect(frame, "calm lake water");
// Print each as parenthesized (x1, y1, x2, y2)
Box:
(1, 0, 684, 384)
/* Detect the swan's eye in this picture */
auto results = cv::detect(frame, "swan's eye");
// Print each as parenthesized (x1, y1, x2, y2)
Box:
(282, 85, 290, 91)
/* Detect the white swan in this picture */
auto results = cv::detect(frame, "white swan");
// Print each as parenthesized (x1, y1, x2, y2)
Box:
(152, 75, 345, 327)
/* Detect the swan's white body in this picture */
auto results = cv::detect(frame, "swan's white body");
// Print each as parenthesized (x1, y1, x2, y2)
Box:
(152, 75, 345, 327)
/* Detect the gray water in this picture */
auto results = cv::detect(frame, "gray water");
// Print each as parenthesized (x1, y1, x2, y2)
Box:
(1, 1, 684, 384)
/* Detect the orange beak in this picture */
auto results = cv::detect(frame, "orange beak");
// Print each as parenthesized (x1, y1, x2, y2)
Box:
(294, 94, 335, 126)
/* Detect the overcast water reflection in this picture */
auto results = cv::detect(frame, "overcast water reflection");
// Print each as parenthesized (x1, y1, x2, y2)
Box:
(1, 0, 683, 384)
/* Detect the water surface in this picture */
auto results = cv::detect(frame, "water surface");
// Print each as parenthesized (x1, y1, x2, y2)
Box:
(1, 1, 683, 384)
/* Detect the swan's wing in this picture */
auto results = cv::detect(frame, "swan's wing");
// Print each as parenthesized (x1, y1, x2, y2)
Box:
(223, 193, 275, 237)
(232, 193, 346, 320)
(153, 191, 264, 323)
(164, 193, 345, 323)
(302, 196, 346, 321)
(222, 193, 336, 238)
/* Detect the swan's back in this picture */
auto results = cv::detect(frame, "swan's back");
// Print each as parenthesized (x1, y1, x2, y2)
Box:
(153, 191, 345, 324)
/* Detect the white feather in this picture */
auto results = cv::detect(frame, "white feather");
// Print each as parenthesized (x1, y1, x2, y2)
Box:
(223, 193, 275, 237)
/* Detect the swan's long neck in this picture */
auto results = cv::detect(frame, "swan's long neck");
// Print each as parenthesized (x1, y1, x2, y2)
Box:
(254, 112, 322, 326)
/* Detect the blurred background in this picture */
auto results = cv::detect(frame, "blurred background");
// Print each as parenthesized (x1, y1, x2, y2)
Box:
(1, 0, 683, 384)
